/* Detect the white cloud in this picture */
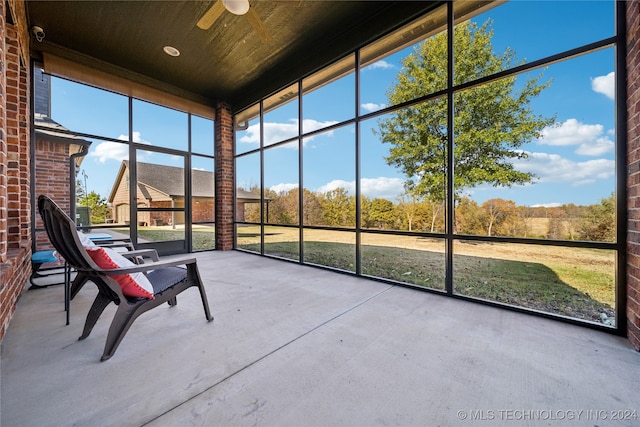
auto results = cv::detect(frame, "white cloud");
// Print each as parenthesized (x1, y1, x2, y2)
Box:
(88, 141, 128, 163)
(88, 131, 151, 163)
(117, 131, 148, 144)
(591, 71, 615, 100)
(530, 202, 562, 208)
(575, 137, 614, 156)
(361, 102, 387, 113)
(270, 183, 298, 194)
(239, 119, 338, 147)
(317, 179, 354, 194)
(316, 176, 404, 200)
(538, 118, 614, 156)
(361, 177, 405, 199)
(364, 60, 395, 70)
(514, 151, 614, 186)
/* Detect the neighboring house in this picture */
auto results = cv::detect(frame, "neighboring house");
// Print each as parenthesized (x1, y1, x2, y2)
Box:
(107, 161, 263, 225)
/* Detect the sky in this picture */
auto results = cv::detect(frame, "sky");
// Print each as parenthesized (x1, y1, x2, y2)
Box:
(50, 0, 617, 208)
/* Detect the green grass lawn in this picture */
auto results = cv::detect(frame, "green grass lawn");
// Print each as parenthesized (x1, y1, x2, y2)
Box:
(128, 224, 615, 325)
(238, 225, 616, 325)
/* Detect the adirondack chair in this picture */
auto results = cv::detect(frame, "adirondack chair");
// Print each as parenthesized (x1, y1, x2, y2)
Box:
(37, 195, 214, 361)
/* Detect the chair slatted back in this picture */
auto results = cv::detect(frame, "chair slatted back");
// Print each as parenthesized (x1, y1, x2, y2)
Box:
(38, 195, 123, 302)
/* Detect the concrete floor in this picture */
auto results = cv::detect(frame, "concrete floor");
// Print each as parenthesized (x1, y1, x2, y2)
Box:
(2, 251, 639, 427)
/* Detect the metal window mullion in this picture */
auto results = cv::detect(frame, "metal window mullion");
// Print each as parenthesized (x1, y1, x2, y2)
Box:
(129, 97, 138, 241)
(614, 0, 628, 337)
(355, 50, 362, 276)
(445, 0, 454, 296)
(185, 114, 193, 253)
(298, 80, 304, 264)
(260, 100, 265, 255)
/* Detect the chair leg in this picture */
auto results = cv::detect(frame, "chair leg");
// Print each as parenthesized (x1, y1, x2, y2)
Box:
(28, 262, 44, 288)
(79, 292, 112, 340)
(187, 264, 213, 322)
(188, 264, 214, 322)
(64, 263, 71, 326)
(101, 302, 144, 361)
(198, 283, 214, 322)
(70, 272, 90, 300)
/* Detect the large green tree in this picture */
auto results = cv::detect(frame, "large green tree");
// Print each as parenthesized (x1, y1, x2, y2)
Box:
(377, 20, 555, 203)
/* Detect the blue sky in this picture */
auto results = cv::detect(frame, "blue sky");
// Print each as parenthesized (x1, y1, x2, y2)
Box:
(51, 0, 616, 208)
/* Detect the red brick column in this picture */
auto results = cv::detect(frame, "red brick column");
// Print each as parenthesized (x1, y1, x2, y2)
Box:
(0, 2, 6, 266)
(5, 24, 28, 250)
(215, 101, 234, 250)
(627, 0, 640, 351)
(0, 12, 31, 341)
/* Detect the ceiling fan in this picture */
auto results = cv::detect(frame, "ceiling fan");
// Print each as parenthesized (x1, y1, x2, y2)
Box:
(197, 0, 272, 43)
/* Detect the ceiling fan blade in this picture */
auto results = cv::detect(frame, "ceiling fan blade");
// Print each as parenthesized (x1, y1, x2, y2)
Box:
(245, 6, 272, 43)
(197, 1, 226, 30)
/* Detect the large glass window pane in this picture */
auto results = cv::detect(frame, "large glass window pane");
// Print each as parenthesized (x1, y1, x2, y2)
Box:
(50, 76, 128, 140)
(135, 150, 185, 245)
(236, 152, 261, 223)
(264, 225, 299, 261)
(303, 125, 355, 227)
(303, 229, 355, 272)
(369, 98, 448, 232)
(360, 4, 447, 114)
(191, 115, 214, 156)
(236, 114, 260, 155)
(454, 0, 615, 86)
(453, 49, 615, 242)
(264, 141, 298, 225)
(361, 233, 445, 290)
(361, 110, 446, 232)
(263, 84, 299, 148)
(192, 155, 215, 251)
(136, 210, 185, 244)
(132, 99, 188, 150)
(74, 138, 129, 226)
(302, 55, 355, 133)
(453, 241, 616, 326)
(236, 224, 260, 253)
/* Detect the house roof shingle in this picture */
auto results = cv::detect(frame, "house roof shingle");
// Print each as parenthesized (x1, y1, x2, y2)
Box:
(117, 161, 261, 201)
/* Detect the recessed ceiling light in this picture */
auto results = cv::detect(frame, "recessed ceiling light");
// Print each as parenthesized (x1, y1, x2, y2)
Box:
(163, 46, 180, 57)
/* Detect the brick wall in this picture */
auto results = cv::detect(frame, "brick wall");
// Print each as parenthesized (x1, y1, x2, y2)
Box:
(0, 1, 31, 342)
(627, 0, 640, 351)
(33, 134, 73, 251)
(0, 3, 6, 267)
(215, 101, 234, 250)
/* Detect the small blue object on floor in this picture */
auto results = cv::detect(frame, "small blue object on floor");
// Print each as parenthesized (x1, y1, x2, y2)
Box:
(29, 250, 63, 289)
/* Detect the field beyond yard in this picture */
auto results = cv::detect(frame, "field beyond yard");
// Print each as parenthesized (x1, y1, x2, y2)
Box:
(237, 226, 616, 326)
(131, 224, 614, 326)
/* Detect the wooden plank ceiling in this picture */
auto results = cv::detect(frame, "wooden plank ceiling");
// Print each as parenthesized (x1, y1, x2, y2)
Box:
(26, 1, 438, 113)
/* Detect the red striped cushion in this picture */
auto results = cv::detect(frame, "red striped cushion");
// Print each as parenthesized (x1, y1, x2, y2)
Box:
(86, 246, 154, 299)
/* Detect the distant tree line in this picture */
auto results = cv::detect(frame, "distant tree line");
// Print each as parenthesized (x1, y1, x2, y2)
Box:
(243, 187, 616, 243)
